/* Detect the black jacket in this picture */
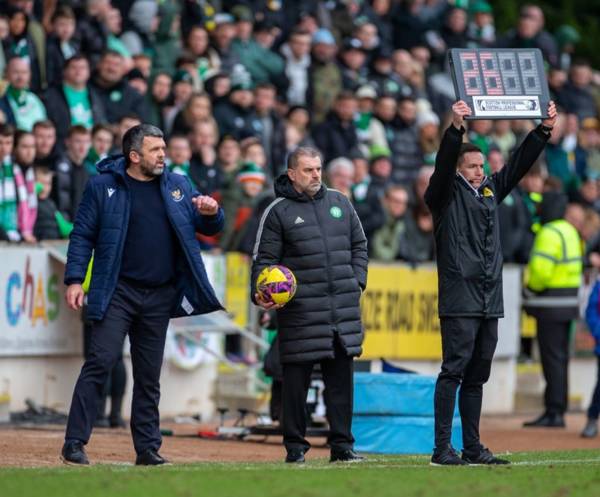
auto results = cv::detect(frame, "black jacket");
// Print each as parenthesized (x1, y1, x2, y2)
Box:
(251, 175, 368, 363)
(43, 85, 107, 149)
(425, 124, 549, 318)
(52, 156, 90, 221)
(89, 77, 148, 123)
(34, 197, 60, 240)
(312, 113, 359, 164)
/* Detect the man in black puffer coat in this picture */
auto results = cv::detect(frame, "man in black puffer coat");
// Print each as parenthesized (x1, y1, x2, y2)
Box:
(425, 100, 557, 466)
(252, 146, 368, 464)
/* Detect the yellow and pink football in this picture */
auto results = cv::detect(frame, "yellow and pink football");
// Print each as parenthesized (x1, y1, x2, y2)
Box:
(256, 265, 297, 306)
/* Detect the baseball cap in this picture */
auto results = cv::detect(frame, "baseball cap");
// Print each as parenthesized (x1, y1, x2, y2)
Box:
(342, 38, 366, 52)
(470, 1, 493, 15)
(312, 28, 336, 46)
(356, 85, 377, 99)
(173, 69, 193, 85)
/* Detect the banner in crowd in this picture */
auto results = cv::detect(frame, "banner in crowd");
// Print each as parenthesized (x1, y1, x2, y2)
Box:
(361, 264, 522, 360)
(0, 246, 81, 356)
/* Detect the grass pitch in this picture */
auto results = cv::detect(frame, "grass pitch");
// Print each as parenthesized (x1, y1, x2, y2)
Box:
(2, 450, 600, 497)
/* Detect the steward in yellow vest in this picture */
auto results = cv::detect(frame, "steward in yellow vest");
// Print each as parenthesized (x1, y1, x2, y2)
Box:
(523, 191, 582, 428)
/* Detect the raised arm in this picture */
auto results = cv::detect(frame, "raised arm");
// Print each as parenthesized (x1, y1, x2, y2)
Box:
(493, 101, 557, 203)
(424, 101, 470, 212)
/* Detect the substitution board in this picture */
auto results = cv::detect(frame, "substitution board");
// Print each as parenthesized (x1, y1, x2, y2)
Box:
(448, 48, 550, 119)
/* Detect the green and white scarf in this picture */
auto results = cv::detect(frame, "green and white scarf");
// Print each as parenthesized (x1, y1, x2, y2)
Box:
(0, 156, 20, 240)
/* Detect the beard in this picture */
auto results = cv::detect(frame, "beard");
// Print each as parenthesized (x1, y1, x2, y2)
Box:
(140, 162, 165, 178)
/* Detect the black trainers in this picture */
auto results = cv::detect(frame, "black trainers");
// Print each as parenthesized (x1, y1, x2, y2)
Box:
(135, 449, 169, 466)
(285, 449, 305, 464)
(523, 412, 565, 428)
(431, 446, 468, 466)
(330, 449, 365, 463)
(462, 447, 510, 465)
(61, 441, 89, 465)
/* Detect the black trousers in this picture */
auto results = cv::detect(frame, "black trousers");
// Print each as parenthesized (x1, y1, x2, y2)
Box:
(83, 321, 127, 423)
(537, 319, 571, 415)
(588, 356, 600, 420)
(434, 317, 498, 453)
(65, 279, 176, 455)
(282, 337, 354, 453)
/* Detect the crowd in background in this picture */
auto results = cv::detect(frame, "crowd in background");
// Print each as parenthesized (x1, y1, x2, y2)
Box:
(0, 0, 599, 268)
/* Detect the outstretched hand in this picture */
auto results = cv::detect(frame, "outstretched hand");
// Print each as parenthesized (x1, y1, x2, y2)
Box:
(542, 100, 557, 130)
(254, 293, 282, 310)
(451, 100, 472, 130)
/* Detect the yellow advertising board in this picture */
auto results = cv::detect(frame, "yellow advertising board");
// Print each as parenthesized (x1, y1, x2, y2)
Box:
(225, 252, 251, 327)
(361, 264, 442, 360)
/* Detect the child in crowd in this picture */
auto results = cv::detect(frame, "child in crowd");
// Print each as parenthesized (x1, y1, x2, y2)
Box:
(33, 165, 72, 240)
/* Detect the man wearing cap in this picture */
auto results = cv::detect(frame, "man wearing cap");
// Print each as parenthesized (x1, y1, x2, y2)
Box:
(340, 38, 369, 92)
(355, 84, 388, 159)
(308, 28, 342, 124)
(231, 4, 285, 86)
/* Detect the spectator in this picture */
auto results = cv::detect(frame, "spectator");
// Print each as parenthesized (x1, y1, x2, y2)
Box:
(371, 184, 410, 261)
(212, 75, 261, 140)
(558, 60, 599, 121)
(83, 124, 114, 175)
(240, 137, 268, 174)
(184, 25, 221, 88)
(52, 126, 92, 221)
(172, 92, 215, 137)
(308, 28, 342, 124)
(254, 83, 286, 176)
(189, 120, 220, 196)
(112, 113, 142, 154)
(89, 50, 148, 123)
(167, 134, 194, 188)
(545, 111, 580, 195)
(555, 25, 580, 72)
(103, 7, 131, 62)
(281, 29, 312, 106)
(0, 56, 47, 131)
(355, 84, 389, 159)
(145, 72, 172, 130)
(312, 91, 359, 164)
(163, 69, 195, 135)
(3, 6, 44, 93)
(44, 54, 106, 147)
(575, 117, 600, 180)
(0, 123, 20, 241)
(220, 161, 266, 251)
(339, 38, 370, 92)
(389, 95, 422, 185)
(33, 120, 59, 170)
(326, 157, 355, 198)
(210, 13, 240, 73)
(491, 120, 517, 161)
(488, 147, 531, 263)
(467, 1, 495, 48)
(496, 4, 559, 68)
(13, 129, 37, 242)
(33, 166, 72, 241)
(75, 0, 111, 65)
(126, 68, 148, 97)
(417, 110, 440, 165)
(215, 134, 242, 194)
(120, 0, 160, 57)
(46, 5, 79, 89)
(231, 6, 285, 87)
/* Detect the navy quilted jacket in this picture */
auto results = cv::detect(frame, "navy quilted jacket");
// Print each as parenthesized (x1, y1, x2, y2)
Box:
(64, 155, 225, 321)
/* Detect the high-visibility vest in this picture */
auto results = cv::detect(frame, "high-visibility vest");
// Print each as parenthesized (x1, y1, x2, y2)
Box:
(524, 219, 582, 309)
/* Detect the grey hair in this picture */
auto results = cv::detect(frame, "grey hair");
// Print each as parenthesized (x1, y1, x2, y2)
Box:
(327, 157, 355, 177)
(287, 146, 322, 169)
(123, 124, 164, 161)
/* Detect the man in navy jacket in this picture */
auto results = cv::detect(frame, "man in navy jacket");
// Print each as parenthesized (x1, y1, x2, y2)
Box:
(61, 124, 224, 466)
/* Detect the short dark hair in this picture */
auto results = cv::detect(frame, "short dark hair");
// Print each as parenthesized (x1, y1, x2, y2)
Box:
(0, 123, 15, 137)
(122, 124, 164, 163)
(14, 130, 33, 147)
(91, 123, 113, 136)
(52, 5, 75, 22)
(33, 120, 56, 132)
(63, 54, 88, 70)
(67, 125, 90, 138)
(287, 146, 322, 170)
(457, 142, 483, 166)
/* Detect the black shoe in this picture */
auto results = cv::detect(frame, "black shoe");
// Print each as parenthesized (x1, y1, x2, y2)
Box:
(109, 416, 127, 428)
(581, 419, 598, 438)
(431, 446, 468, 466)
(285, 449, 305, 464)
(61, 441, 89, 465)
(330, 449, 365, 463)
(462, 446, 510, 465)
(523, 412, 565, 428)
(93, 416, 110, 428)
(135, 449, 169, 466)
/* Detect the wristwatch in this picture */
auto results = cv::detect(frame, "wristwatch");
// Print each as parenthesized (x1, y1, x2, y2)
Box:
(540, 124, 553, 133)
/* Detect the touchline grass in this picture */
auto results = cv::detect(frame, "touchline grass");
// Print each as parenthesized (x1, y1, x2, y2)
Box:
(2, 450, 600, 497)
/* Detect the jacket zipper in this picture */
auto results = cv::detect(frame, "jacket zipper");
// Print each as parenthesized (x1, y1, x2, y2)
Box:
(311, 198, 338, 330)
